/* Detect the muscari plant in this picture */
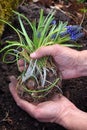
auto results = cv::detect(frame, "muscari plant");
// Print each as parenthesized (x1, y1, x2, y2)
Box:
(0, 9, 84, 100)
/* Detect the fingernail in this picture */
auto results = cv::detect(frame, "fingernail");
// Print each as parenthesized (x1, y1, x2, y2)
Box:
(30, 52, 36, 58)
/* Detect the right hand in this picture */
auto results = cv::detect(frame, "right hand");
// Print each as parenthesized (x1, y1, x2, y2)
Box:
(18, 44, 80, 79)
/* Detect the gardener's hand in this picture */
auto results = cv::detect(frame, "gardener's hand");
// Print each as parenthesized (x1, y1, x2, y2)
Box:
(9, 76, 87, 130)
(18, 44, 82, 79)
(9, 76, 77, 128)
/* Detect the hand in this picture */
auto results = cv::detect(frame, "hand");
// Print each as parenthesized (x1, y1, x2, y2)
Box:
(9, 45, 87, 130)
(18, 44, 80, 79)
(9, 76, 77, 127)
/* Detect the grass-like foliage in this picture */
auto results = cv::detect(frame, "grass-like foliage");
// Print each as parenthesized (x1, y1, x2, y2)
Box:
(0, 9, 83, 99)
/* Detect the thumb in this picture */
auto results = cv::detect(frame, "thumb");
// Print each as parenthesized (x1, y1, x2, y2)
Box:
(30, 44, 60, 59)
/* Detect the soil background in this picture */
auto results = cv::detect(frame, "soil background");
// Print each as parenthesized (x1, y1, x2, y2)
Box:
(0, 1, 87, 130)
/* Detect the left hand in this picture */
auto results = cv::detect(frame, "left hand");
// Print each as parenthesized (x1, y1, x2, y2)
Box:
(9, 76, 77, 126)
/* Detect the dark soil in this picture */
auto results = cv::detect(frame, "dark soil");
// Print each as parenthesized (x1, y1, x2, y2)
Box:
(0, 2, 87, 130)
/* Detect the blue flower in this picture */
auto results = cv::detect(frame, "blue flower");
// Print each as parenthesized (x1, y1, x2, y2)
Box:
(51, 20, 56, 25)
(51, 34, 56, 39)
(37, 32, 41, 38)
(61, 25, 85, 41)
(66, 25, 82, 33)
(70, 33, 85, 40)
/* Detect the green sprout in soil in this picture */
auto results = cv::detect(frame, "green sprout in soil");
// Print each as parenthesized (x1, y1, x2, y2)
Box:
(0, 9, 84, 100)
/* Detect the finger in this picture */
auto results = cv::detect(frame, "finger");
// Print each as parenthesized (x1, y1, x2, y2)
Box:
(9, 76, 17, 86)
(9, 77, 36, 117)
(18, 65, 28, 72)
(17, 59, 28, 72)
(30, 44, 61, 59)
(17, 59, 25, 66)
(17, 59, 25, 72)
(18, 66, 25, 72)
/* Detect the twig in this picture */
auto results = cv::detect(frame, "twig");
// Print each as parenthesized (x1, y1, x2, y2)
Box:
(80, 12, 85, 26)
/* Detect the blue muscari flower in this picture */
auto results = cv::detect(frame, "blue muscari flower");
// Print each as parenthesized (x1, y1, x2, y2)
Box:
(37, 32, 41, 38)
(61, 25, 85, 41)
(70, 33, 84, 40)
(66, 25, 82, 33)
(51, 34, 56, 39)
(51, 20, 56, 25)
(66, 26, 82, 34)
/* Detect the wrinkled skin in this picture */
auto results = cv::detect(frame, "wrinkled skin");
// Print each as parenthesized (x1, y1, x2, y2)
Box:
(18, 44, 80, 79)
(9, 45, 87, 129)
(9, 76, 77, 125)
